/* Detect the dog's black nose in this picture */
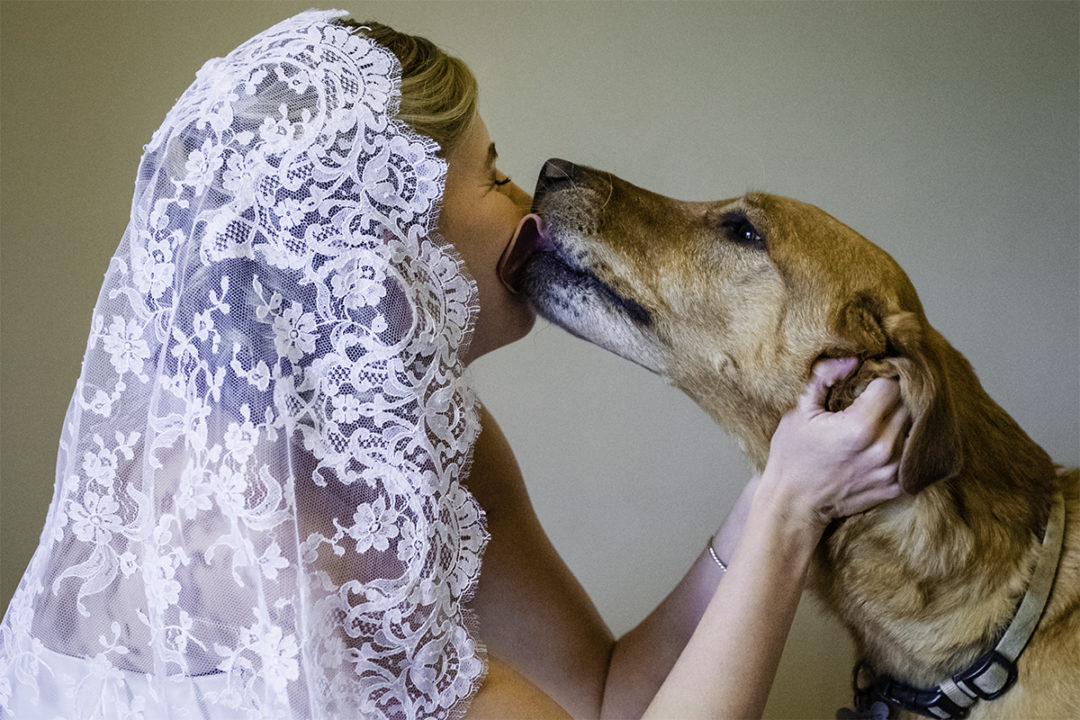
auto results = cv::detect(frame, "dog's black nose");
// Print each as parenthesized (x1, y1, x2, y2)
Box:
(542, 158, 578, 183)
(534, 158, 580, 199)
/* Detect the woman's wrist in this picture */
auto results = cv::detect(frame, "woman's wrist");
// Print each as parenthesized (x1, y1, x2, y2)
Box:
(708, 474, 760, 570)
(752, 464, 830, 547)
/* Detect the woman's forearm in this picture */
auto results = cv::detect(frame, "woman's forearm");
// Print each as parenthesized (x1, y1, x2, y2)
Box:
(642, 477, 821, 719)
(600, 477, 759, 719)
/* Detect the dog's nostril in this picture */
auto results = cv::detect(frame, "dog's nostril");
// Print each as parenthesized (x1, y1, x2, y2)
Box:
(533, 158, 584, 206)
(537, 158, 579, 192)
(543, 158, 577, 181)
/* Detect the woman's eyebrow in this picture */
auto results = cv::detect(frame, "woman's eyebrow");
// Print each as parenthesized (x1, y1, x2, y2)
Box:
(486, 143, 498, 169)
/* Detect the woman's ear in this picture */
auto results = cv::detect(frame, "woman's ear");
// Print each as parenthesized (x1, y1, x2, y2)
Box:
(827, 296, 964, 494)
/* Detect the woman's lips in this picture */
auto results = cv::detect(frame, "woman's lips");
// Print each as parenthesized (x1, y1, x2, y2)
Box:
(497, 214, 544, 294)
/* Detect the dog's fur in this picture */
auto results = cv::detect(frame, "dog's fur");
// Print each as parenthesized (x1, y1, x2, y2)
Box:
(522, 159, 1080, 719)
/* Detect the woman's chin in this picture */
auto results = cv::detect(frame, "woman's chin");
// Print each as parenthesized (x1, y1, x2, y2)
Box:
(464, 303, 537, 365)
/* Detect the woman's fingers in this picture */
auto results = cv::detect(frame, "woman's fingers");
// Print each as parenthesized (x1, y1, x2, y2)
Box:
(841, 472, 903, 515)
(798, 357, 858, 416)
(845, 376, 903, 425)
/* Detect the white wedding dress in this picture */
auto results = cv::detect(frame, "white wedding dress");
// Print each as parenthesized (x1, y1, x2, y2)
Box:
(0, 10, 489, 719)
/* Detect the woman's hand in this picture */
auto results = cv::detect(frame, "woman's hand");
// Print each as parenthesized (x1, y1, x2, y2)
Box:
(761, 357, 911, 535)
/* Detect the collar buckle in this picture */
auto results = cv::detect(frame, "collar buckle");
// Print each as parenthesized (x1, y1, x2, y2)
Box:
(871, 674, 969, 719)
(952, 649, 1018, 701)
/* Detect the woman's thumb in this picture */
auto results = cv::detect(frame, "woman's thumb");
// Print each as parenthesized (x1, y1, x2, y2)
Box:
(799, 357, 858, 414)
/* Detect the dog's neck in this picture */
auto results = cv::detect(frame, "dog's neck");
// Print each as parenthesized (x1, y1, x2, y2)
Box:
(810, 344, 1059, 688)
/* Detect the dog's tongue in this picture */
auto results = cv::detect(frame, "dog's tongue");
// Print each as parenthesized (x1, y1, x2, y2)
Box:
(497, 214, 544, 294)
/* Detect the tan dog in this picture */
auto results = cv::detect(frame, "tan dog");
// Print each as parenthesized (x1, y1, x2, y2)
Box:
(516, 159, 1079, 720)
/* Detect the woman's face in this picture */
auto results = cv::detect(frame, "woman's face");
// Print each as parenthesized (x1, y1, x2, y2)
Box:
(440, 115, 536, 364)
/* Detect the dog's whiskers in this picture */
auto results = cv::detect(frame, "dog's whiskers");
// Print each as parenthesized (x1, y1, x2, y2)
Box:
(599, 172, 614, 211)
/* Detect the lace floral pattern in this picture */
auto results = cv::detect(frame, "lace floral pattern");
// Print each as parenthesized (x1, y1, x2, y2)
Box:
(0, 10, 487, 719)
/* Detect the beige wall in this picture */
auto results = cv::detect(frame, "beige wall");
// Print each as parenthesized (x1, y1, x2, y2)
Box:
(2, 2, 1077, 717)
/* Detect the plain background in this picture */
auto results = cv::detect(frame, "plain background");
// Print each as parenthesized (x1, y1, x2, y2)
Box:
(2, 2, 1077, 717)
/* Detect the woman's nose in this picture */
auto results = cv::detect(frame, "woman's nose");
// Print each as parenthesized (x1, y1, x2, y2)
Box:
(509, 181, 532, 212)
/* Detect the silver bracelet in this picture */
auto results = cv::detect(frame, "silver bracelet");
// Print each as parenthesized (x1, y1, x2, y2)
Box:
(706, 534, 728, 573)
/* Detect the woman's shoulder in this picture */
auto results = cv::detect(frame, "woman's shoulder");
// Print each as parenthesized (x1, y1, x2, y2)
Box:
(466, 404, 529, 514)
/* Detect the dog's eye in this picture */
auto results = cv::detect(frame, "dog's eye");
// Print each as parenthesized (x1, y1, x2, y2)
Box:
(734, 222, 762, 244)
(720, 212, 766, 250)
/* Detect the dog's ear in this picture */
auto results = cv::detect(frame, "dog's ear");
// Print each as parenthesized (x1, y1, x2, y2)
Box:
(883, 312, 964, 493)
(828, 295, 964, 494)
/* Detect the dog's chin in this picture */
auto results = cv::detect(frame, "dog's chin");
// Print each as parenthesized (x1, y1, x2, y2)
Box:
(523, 251, 666, 374)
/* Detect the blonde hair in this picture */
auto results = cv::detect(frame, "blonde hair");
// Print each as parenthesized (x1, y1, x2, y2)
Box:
(335, 19, 478, 157)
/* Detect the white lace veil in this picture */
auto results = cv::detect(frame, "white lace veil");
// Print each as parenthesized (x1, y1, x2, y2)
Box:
(0, 9, 488, 719)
